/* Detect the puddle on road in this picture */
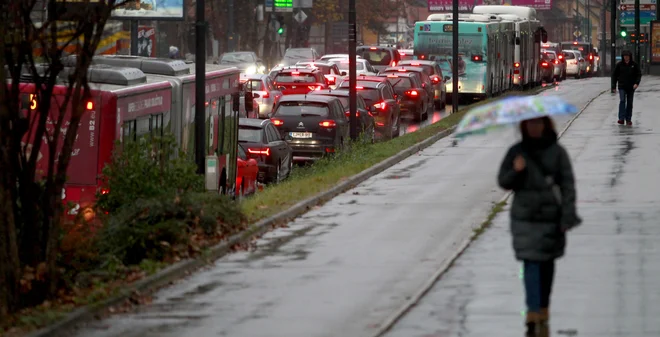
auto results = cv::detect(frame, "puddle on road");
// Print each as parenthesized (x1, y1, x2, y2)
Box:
(382, 158, 430, 180)
(609, 137, 635, 187)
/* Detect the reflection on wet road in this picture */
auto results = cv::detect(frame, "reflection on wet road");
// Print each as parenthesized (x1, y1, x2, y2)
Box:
(67, 78, 609, 337)
(384, 76, 660, 337)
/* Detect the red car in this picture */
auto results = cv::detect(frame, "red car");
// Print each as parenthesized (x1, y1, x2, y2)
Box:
(295, 61, 343, 88)
(236, 144, 259, 198)
(273, 67, 329, 95)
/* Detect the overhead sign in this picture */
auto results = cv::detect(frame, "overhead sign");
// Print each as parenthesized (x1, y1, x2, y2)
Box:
(274, 0, 293, 12)
(620, 10, 657, 25)
(620, 0, 655, 4)
(620, 4, 655, 10)
(112, 0, 184, 20)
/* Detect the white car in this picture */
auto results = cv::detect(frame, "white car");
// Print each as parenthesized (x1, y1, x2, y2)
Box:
(562, 50, 584, 79)
(319, 54, 363, 61)
(327, 58, 379, 76)
(242, 74, 283, 118)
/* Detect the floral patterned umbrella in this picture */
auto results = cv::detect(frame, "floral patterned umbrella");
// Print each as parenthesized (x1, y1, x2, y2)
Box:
(454, 95, 578, 138)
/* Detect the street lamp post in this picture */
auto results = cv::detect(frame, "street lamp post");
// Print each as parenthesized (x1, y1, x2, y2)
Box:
(452, 0, 459, 114)
(348, 0, 358, 140)
(194, 0, 206, 174)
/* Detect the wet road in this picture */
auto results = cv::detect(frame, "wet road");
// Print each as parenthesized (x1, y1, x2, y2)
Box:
(384, 76, 660, 337)
(68, 78, 608, 337)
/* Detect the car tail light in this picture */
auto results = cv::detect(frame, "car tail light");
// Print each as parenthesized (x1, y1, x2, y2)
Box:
(541, 62, 549, 67)
(308, 85, 323, 91)
(589, 54, 593, 60)
(391, 61, 397, 67)
(558, 55, 563, 60)
(86, 101, 94, 110)
(514, 62, 520, 74)
(370, 47, 377, 50)
(373, 102, 387, 110)
(291, 71, 300, 75)
(404, 90, 419, 97)
(472, 55, 483, 62)
(344, 111, 360, 117)
(261, 91, 269, 98)
(271, 118, 284, 126)
(514, 62, 520, 68)
(553, 60, 559, 64)
(319, 120, 336, 128)
(356, 86, 364, 89)
(431, 76, 440, 84)
(397, 68, 407, 72)
(327, 76, 336, 84)
(411, 62, 421, 66)
(248, 148, 270, 156)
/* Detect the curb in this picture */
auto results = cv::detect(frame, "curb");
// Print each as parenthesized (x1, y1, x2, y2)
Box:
(370, 89, 609, 337)
(28, 124, 458, 337)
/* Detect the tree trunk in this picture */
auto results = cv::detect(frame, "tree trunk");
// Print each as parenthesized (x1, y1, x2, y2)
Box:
(0, 18, 22, 316)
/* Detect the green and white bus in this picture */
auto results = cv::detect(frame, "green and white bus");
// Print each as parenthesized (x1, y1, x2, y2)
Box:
(414, 13, 516, 100)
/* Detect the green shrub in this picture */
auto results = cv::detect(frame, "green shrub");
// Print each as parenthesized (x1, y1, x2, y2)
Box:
(95, 133, 203, 213)
(97, 192, 246, 266)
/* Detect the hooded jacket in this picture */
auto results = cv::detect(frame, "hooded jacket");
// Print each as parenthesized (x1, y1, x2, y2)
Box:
(498, 122, 581, 261)
(611, 51, 642, 91)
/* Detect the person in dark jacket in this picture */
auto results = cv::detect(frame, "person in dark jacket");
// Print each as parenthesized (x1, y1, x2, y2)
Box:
(498, 116, 581, 336)
(611, 50, 642, 125)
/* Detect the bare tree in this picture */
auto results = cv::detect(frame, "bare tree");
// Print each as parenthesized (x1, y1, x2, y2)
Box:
(0, 0, 132, 317)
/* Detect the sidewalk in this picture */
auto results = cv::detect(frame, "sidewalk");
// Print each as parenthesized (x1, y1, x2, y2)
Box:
(384, 76, 660, 337)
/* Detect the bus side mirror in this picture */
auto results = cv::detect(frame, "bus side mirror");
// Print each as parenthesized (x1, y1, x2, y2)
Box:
(245, 92, 254, 112)
(232, 92, 240, 112)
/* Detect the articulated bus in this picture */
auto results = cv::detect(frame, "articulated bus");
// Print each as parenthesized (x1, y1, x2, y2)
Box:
(16, 62, 244, 219)
(473, 6, 545, 88)
(63, 55, 248, 197)
(414, 13, 516, 100)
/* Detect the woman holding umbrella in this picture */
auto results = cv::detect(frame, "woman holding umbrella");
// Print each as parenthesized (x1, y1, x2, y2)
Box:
(455, 96, 582, 336)
(498, 116, 582, 335)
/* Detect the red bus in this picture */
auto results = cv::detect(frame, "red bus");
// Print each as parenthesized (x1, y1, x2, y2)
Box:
(16, 66, 174, 217)
(64, 55, 245, 196)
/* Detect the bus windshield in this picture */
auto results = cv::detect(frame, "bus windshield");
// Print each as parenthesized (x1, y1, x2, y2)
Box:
(414, 32, 484, 77)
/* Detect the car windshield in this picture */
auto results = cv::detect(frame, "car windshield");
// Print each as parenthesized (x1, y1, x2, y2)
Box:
(385, 77, 412, 88)
(563, 52, 575, 59)
(358, 50, 392, 66)
(247, 80, 265, 91)
(301, 64, 332, 74)
(543, 52, 557, 60)
(284, 49, 314, 60)
(238, 127, 263, 142)
(220, 52, 255, 63)
(275, 73, 317, 83)
(275, 102, 329, 116)
(404, 64, 434, 75)
(333, 61, 365, 71)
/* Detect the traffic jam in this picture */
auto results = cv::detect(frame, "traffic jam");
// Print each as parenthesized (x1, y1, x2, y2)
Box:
(17, 5, 603, 215)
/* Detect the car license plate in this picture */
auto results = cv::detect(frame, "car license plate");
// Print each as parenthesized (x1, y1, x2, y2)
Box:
(290, 132, 312, 138)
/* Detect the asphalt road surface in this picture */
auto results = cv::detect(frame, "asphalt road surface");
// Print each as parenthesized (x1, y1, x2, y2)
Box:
(67, 77, 609, 337)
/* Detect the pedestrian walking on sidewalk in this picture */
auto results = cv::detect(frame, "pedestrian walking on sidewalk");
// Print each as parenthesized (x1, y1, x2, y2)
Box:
(497, 116, 582, 336)
(611, 50, 642, 126)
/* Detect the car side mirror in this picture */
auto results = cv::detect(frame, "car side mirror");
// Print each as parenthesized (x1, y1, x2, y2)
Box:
(341, 71, 347, 76)
(369, 106, 379, 115)
(278, 86, 286, 91)
(253, 93, 260, 99)
(444, 76, 450, 82)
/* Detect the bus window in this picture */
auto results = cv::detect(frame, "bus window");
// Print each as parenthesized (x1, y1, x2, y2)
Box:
(122, 120, 135, 142)
(151, 113, 164, 138)
(136, 116, 151, 138)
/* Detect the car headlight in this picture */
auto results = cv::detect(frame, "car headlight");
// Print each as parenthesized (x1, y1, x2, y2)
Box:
(258, 65, 266, 73)
(245, 66, 257, 75)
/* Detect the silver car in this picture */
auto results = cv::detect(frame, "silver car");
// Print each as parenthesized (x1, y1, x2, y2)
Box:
(541, 50, 566, 80)
(327, 58, 379, 76)
(319, 54, 363, 61)
(243, 74, 283, 118)
(218, 51, 266, 81)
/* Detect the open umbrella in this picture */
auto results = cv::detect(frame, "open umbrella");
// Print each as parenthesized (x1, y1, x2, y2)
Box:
(454, 95, 578, 138)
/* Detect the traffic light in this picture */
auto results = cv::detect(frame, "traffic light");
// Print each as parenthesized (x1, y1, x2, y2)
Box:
(620, 27, 627, 38)
(276, 15, 285, 35)
(639, 33, 647, 44)
(630, 32, 637, 43)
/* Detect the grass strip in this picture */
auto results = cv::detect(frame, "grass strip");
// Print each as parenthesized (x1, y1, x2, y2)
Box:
(241, 88, 544, 222)
(472, 199, 508, 238)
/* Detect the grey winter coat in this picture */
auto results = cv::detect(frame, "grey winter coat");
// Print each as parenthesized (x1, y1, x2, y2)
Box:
(498, 141, 581, 262)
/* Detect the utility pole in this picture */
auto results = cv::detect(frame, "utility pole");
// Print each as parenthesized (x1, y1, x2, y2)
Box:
(610, 0, 616, 74)
(348, 0, 358, 140)
(635, 0, 641, 64)
(195, 0, 207, 174)
(228, 0, 235, 51)
(587, 0, 590, 42)
(452, 0, 459, 114)
(130, 20, 138, 55)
